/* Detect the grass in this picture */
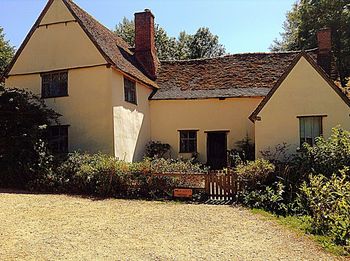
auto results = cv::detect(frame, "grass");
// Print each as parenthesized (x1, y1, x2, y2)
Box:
(250, 208, 349, 256)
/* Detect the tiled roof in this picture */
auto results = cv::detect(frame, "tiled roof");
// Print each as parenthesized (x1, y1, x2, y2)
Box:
(152, 50, 318, 100)
(64, 0, 157, 88)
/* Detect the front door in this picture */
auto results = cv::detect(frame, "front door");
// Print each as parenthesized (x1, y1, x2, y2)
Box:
(207, 132, 227, 170)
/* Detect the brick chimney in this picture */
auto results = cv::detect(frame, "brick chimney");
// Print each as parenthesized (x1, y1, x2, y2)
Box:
(134, 9, 159, 80)
(317, 28, 332, 76)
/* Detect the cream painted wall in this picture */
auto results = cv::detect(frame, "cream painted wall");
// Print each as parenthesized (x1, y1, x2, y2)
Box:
(150, 98, 262, 162)
(5, 0, 114, 154)
(40, 0, 74, 25)
(10, 18, 105, 75)
(5, 0, 155, 161)
(255, 56, 350, 157)
(6, 66, 114, 154)
(111, 70, 152, 162)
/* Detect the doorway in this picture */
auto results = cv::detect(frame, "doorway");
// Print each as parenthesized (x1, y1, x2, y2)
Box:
(206, 131, 228, 170)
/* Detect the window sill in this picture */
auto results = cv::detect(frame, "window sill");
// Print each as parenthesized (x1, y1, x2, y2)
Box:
(42, 94, 69, 99)
(125, 100, 138, 106)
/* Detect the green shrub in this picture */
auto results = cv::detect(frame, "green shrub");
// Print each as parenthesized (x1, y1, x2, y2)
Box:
(0, 88, 60, 188)
(235, 159, 275, 188)
(34, 153, 179, 199)
(299, 168, 350, 248)
(149, 157, 208, 174)
(298, 127, 350, 178)
(145, 141, 171, 158)
(238, 181, 288, 215)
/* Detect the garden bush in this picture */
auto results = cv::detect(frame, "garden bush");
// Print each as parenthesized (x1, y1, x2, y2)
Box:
(0, 88, 60, 188)
(235, 159, 275, 189)
(297, 127, 350, 178)
(148, 157, 208, 174)
(30, 153, 196, 199)
(145, 141, 171, 158)
(299, 168, 350, 249)
(238, 181, 288, 215)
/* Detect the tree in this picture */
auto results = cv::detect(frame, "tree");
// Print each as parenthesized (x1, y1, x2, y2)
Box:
(188, 27, 226, 59)
(115, 18, 226, 60)
(0, 88, 60, 188)
(0, 26, 15, 77)
(271, 0, 350, 87)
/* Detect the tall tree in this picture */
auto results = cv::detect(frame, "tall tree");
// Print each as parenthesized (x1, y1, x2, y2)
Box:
(115, 18, 226, 60)
(0, 26, 15, 77)
(188, 27, 226, 59)
(271, 0, 350, 87)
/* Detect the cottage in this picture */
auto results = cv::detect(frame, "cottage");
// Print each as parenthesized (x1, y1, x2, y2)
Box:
(4, 0, 350, 169)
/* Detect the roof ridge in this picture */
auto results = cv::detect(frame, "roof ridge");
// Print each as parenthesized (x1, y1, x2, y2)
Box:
(160, 48, 318, 63)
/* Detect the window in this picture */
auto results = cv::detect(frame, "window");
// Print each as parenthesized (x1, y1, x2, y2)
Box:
(124, 77, 137, 104)
(299, 116, 323, 146)
(47, 125, 69, 153)
(179, 130, 197, 153)
(41, 71, 68, 98)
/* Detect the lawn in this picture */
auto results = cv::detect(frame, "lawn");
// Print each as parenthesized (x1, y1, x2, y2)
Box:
(0, 192, 340, 260)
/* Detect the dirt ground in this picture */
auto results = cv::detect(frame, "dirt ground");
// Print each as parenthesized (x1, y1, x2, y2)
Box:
(0, 192, 341, 261)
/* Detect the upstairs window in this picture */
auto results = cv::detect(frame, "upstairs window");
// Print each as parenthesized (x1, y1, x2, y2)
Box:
(41, 71, 68, 98)
(124, 77, 137, 104)
(47, 125, 69, 153)
(179, 130, 197, 153)
(299, 116, 323, 146)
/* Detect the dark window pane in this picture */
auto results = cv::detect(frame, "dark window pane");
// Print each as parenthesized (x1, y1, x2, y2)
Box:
(179, 130, 197, 153)
(124, 77, 137, 104)
(41, 71, 68, 98)
(47, 125, 68, 154)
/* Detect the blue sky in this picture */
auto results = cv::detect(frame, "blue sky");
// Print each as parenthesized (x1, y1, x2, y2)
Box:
(1, 0, 296, 54)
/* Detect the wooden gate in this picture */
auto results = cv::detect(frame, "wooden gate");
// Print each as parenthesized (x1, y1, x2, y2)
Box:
(205, 170, 241, 201)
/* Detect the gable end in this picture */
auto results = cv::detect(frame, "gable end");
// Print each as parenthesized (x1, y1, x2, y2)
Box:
(249, 52, 350, 122)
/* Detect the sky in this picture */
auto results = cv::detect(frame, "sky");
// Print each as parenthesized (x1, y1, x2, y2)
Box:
(0, 0, 296, 54)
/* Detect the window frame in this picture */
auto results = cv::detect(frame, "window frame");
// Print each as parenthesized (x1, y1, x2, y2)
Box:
(41, 70, 68, 99)
(179, 130, 198, 153)
(298, 116, 324, 147)
(47, 125, 69, 154)
(124, 77, 137, 105)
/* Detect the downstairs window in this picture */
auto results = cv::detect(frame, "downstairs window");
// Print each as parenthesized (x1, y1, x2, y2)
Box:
(47, 125, 69, 153)
(299, 116, 323, 146)
(179, 130, 197, 153)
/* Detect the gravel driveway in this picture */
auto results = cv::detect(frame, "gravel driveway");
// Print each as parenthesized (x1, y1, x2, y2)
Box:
(0, 193, 340, 260)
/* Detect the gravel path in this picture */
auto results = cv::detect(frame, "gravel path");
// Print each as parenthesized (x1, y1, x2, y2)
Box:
(0, 193, 341, 260)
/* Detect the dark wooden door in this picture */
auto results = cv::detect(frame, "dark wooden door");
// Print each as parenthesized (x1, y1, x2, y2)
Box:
(207, 132, 227, 170)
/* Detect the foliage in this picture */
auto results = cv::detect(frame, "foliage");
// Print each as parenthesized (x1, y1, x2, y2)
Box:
(115, 18, 226, 60)
(145, 141, 171, 158)
(0, 88, 60, 188)
(235, 159, 275, 188)
(297, 127, 350, 178)
(29, 153, 209, 199)
(148, 157, 208, 174)
(299, 168, 350, 249)
(238, 182, 288, 215)
(271, 0, 350, 87)
(0, 26, 15, 76)
(187, 27, 226, 59)
(227, 136, 255, 167)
